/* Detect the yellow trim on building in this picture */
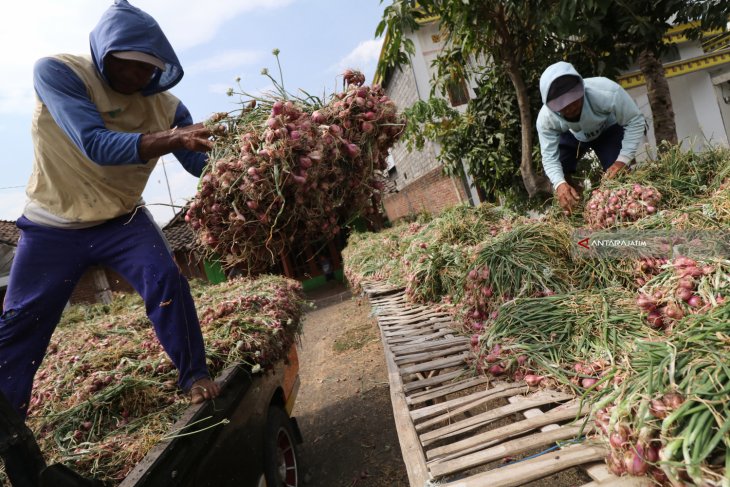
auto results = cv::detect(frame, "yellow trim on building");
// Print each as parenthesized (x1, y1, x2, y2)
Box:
(618, 49, 730, 89)
(703, 32, 730, 53)
(373, 30, 390, 86)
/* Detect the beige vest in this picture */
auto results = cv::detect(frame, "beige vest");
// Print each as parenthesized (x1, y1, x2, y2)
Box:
(27, 54, 180, 222)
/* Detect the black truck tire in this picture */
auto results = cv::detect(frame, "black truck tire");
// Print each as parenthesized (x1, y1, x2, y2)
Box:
(263, 406, 299, 487)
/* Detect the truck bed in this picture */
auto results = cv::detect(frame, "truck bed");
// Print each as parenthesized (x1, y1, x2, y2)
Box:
(121, 354, 298, 487)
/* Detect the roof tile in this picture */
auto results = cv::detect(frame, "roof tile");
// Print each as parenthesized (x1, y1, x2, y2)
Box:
(0, 220, 19, 246)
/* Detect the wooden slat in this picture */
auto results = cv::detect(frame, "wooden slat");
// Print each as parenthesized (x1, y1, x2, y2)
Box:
(369, 296, 407, 305)
(403, 369, 466, 393)
(384, 322, 450, 338)
(382, 316, 453, 333)
(407, 376, 490, 405)
(594, 478, 650, 486)
(395, 345, 469, 366)
(387, 328, 454, 344)
(362, 284, 404, 297)
(377, 307, 432, 321)
(380, 316, 451, 329)
(419, 391, 573, 444)
(439, 444, 607, 487)
(399, 353, 469, 376)
(429, 424, 586, 477)
(378, 315, 430, 486)
(585, 462, 615, 483)
(391, 337, 469, 356)
(411, 383, 527, 423)
(426, 402, 584, 461)
(379, 308, 448, 319)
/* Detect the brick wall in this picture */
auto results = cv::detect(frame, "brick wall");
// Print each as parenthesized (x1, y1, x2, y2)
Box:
(383, 166, 468, 222)
(173, 250, 208, 281)
(385, 65, 442, 190)
(105, 269, 133, 294)
(70, 266, 106, 304)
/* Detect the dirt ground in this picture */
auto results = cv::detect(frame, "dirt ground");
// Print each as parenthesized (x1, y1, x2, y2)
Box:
(292, 282, 590, 487)
(292, 281, 409, 487)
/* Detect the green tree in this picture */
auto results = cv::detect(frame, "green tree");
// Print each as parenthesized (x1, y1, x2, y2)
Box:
(555, 0, 729, 145)
(377, 0, 560, 198)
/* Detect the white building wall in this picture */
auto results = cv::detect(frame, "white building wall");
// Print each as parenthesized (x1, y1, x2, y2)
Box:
(626, 39, 730, 152)
(713, 78, 730, 142)
(384, 22, 482, 204)
(687, 70, 729, 146)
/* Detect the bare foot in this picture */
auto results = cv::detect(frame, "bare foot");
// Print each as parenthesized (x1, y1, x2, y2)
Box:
(189, 378, 221, 404)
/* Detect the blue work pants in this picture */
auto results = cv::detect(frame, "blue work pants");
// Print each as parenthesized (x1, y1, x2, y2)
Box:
(559, 123, 625, 174)
(0, 209, 210, 416)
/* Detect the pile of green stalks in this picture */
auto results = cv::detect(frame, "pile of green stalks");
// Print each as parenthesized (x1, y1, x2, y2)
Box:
(458, 221, 575, 329)
(339, 145, 730, 484)
(571, 252, 638, 291)
(341, 220, 425, 292)
(621, 144, 730, 210)
(591, 303, 730, 486)
(404, 241, 474, 304)
(416, 204, 514, 246)
(402, 204, 513, 304)
(17, 275, 306, 485)
(473, 289, 655, 392)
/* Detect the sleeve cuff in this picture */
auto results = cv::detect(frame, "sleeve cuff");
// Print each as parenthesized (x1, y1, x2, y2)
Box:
(554, 180, 567, 191)
(616, 154, 631, 164)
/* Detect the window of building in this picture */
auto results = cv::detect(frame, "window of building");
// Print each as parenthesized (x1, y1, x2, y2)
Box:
(447, 77, 470, 107)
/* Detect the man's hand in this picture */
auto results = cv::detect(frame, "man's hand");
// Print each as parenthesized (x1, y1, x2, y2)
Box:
(173, 123, 224, 152)
(555, 183, 581, 214)
(139, 122, 225, 161)
(605, 161, 627, 179)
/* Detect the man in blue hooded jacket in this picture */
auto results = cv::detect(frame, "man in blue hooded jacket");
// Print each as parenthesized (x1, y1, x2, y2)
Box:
(0, 0, 221, 418)
(536, 61, 646, 213)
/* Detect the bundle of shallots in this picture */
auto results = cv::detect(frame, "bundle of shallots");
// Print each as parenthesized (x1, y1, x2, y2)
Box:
(186, 69, 404, 272)
(635, 256, 729, 330)
(584, 184, 661, 229)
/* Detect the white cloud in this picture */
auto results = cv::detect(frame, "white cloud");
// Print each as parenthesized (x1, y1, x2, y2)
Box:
(0, 189, 27, 221)
(0, 0, 294, 115)
(136, 0, 296, 50)
(185, 50, 265, 75)
(331, 38, 384, 74)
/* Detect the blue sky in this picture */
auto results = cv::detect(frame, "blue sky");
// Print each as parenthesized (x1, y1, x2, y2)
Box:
(0, 0, 387, 225)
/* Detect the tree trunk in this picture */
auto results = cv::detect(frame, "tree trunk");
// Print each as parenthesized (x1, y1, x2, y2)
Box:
(504, 64, 553, 197)
(638, 48, 678, 146)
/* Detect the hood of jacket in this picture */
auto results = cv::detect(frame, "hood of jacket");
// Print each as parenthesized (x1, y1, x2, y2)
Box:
(539, 61, 584, 108)
(89, 0, 183, 96)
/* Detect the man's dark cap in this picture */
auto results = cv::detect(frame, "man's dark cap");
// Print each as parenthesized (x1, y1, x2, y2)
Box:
(547, 75, 584, 111)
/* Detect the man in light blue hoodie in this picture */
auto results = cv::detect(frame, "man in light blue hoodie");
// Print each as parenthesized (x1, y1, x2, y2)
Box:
(536, 61, 645, 213)
(0, 0, 221, 425)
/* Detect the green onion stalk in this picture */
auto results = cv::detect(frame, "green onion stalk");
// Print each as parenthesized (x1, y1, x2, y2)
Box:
(401, 204, 513, 304)
(622, 144, 730, 209)
(458, 221, 575, 331)
(341, 221, 423, 292)
(404, 241, 474, 304)
(473, 289, 656, 390)
(590, 303, 730, 486)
